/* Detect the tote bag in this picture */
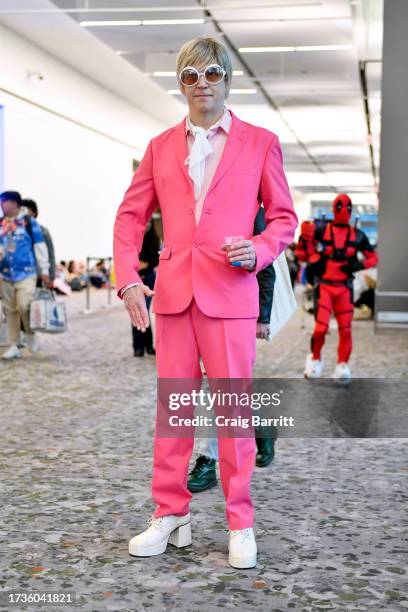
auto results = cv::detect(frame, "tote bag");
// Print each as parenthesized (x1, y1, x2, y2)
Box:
(268, 251, 298, 340)
(30, 288, 67, 334)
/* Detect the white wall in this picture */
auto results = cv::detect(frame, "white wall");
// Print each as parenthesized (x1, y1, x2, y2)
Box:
(0, 23, 170, 260)
(3, 98, 136, 260)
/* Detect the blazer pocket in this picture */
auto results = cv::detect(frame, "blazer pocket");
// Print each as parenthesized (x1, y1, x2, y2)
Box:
(159, 245, 172, 260)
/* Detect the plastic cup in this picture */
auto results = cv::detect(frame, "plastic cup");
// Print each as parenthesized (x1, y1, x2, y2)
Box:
(224, 235, 245, 267)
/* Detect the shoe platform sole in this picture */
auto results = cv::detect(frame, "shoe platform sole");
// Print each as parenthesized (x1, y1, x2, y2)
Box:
(129, 522, 192, 557)
(187, 480, 218, 493)
(256, 457, 274, 468)
(228, 553, 257, 569)
(304, 372, 322, 379)
(331, 377, 351, 386)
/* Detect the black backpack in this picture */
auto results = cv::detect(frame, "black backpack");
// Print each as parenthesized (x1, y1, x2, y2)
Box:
(24, 215, 34, 246)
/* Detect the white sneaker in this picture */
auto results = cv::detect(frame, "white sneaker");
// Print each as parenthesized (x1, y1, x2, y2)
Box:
(2, 344, 22, 360)
(129, 513, 191, 557)
(332, 362, 351, 384)
(304, 353, 323, 379)
(27, 333, 40, 354)
(228, 528, 257, 569)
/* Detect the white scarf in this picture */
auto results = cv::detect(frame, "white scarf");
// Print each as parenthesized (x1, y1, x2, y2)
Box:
(185, 121, 213, 200)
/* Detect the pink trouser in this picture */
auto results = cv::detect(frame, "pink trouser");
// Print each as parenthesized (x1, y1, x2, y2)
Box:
(152, 297, 257, 530)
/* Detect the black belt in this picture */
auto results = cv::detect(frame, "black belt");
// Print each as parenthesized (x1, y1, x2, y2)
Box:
(320, 278, 350, 286)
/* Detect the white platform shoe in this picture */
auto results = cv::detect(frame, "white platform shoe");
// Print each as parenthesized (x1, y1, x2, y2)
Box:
(228, 528, 257, 569)
(129, 513, 191, 557)
(304, 353, 323, 379)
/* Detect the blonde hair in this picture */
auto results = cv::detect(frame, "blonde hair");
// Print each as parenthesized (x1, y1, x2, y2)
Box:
(176, 37, 233, 96)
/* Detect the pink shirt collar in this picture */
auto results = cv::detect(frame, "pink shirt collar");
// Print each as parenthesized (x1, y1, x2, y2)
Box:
(185, 107, 232, 136)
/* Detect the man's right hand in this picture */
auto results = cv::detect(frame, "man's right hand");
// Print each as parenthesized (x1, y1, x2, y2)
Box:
(123, 284, 156, 332)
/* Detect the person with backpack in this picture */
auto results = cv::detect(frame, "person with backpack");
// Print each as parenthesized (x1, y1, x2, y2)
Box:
(23, 198, 56, 285)
(0, 191, 50, 360)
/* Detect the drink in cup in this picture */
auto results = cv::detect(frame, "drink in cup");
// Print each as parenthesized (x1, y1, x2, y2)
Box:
(224, 235, 245, 267)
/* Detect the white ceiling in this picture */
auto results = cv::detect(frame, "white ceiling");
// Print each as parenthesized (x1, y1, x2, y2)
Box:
(1, 0, 384, 204)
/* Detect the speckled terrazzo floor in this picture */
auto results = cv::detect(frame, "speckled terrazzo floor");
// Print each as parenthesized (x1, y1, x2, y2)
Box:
(0, 289, 407, 611)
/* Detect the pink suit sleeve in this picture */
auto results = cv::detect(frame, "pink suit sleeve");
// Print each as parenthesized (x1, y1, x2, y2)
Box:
(113, 141, 159, 298)
(251, 135, 298, 274)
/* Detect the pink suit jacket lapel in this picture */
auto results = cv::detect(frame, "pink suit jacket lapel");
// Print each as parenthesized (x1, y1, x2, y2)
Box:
(174, 118, 192, 191)
(206, 111, 248, 197)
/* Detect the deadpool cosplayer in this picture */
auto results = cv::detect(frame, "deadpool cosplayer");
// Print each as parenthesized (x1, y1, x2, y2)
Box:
(296, 194, 378, 382)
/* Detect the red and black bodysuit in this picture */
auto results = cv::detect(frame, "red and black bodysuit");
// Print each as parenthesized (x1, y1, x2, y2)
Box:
(296, 194, 378, 363)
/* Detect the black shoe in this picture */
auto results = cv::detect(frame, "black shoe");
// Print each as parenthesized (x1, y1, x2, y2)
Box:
(187, 455, 217, 492)
(146, 346, 156, 355)
(255, 437, 275, 468)
(134, 349, 145, 357)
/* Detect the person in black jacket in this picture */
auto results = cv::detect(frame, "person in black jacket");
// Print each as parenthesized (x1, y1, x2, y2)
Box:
(187, 206, 278, 492)
(132, 221, 160, 356)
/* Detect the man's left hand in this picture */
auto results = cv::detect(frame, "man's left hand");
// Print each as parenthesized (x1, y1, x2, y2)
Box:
(256, 323, 270, 340)
(221, 239, 256, 271)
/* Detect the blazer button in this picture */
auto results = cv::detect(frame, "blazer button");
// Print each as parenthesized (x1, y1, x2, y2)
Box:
(193, 241, 199, 247)
(187, 208, 193, 215)
(204, 208, 212, 214)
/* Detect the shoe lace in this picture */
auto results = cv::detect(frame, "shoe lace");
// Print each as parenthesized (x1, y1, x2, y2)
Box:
(229, 528, 252, 541)
(147, 516, 164, 531)
(189, 455, 211, 476)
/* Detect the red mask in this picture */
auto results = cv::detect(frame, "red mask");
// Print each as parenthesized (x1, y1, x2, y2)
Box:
(333, 194, 352, 225)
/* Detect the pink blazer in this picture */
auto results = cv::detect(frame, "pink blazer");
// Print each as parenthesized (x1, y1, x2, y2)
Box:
(113, 111, 298, 318)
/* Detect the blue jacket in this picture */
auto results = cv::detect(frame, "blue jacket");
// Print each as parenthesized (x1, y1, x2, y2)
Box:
(0, 210, 49, 283)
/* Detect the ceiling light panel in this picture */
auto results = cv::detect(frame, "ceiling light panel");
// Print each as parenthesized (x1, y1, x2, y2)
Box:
(63, 1, 209, 33)
(236, 60, 358, 98)
(239, 45, 353, 52)
(80, 19, 205, 27)
(80, 22, 218, 60)
(211, 1, 350, 23)
(218, 18, 353, 50)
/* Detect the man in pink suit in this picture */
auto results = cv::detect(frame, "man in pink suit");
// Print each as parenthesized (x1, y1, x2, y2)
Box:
(114, 37, 297, 568)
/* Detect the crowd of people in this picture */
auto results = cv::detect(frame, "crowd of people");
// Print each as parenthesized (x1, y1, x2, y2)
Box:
(55, 259, 111, 294)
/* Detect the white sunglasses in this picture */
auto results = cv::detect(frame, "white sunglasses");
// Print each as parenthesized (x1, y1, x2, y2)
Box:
(179, 64, 227, 87)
